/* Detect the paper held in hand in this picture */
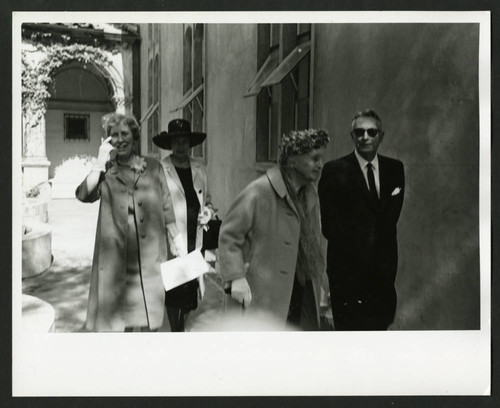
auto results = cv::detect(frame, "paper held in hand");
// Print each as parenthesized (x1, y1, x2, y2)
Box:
(160, 250, 210, 292)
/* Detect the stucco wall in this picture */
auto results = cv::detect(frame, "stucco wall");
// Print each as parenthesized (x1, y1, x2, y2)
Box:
(45, 109, 108, 179)
(159, 24, 184, 131)
(313, 24, 480, 329)
(205, 24, 260, 216)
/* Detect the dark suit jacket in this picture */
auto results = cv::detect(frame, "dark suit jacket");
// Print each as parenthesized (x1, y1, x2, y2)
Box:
(318, 152, 404, 326)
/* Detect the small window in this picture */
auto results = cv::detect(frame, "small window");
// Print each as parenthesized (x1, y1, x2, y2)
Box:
(176, 23, 205, 160)
(147, 110, 159, 155)
(250, 24, 313, 163)
(153, 55, 159, 104)
(143, 23, 161, 158)
(64, 114, 89, 141)
(148, 61, 153, 107)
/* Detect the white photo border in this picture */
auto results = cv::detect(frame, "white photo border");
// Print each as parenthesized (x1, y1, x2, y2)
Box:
(12, 11, 491, 396)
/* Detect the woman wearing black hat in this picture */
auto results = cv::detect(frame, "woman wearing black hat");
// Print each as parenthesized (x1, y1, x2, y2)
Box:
(153, 119, 214, 332)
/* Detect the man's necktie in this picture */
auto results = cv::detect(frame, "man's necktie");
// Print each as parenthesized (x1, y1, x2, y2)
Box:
(367, 163, 379, 203)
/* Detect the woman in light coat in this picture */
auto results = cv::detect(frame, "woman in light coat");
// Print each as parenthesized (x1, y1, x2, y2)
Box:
(218, 129, 330, 330)
(76, 113, 186, 332)
(153, 119, 213, 332)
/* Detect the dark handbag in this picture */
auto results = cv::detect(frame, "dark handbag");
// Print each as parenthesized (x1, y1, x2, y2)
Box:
(202, 216, 222, 250)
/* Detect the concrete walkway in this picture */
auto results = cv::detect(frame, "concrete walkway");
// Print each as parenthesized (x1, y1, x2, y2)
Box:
(22, 198, 332, 332)
(22, 198, 225, 332)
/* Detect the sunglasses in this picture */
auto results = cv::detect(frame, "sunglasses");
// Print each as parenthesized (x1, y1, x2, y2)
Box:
(352, 128, 380, 137)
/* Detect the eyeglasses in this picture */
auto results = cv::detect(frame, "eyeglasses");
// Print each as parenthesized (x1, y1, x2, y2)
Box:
(352, 128, 379, 137)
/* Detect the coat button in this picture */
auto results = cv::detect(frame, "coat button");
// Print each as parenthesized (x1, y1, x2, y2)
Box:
(141, 233, 146, 238)
(140, 217, 144, 223)
(138, 200, 142, 206)
(280, 270, 288, 275)
(199, 190, 202, 193)
(284, 241, 291, 246)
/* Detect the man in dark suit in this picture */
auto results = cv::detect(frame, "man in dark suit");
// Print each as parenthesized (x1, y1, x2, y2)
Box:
(318, 109, 404, 330)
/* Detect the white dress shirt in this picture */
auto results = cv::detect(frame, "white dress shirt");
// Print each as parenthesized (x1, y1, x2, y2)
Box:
(354, 150, 380, 198)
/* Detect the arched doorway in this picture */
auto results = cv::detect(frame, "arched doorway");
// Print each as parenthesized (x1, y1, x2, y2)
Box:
(21, 25, 138, 197)
(46, 61, 115, 197)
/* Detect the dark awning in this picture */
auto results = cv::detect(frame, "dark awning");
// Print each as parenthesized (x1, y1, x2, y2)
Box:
(170, 83, 204, 112)
(243, 50, 279, 98)
(260, 41, 311, 88)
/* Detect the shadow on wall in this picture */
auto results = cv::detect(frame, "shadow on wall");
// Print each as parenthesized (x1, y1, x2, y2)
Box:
(394, 244, 479, 330)
(393, 163, 480, 330)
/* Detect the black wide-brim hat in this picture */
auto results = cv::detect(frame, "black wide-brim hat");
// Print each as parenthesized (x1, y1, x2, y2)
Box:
(153, 118, 207, 150)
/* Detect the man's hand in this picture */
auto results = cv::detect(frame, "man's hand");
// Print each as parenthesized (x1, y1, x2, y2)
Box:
(230, 277, 252, 308)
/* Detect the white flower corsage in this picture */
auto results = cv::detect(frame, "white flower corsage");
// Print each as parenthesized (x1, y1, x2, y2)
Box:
(198, 205, 216, 231)
(129, 156, 147, 174)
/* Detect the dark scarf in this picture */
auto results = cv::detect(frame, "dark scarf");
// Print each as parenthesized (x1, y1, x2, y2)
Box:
(281, 167, 323, 286)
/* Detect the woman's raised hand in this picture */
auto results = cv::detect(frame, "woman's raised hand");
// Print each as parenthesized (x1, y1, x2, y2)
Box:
(93, 136, 115, 172)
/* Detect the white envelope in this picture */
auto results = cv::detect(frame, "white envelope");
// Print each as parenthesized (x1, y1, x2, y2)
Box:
(161, 250, 210, 292)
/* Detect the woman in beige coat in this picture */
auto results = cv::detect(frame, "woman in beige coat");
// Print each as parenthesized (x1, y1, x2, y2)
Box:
(76, 113, 186, 332)
(218, 129, 330, 330)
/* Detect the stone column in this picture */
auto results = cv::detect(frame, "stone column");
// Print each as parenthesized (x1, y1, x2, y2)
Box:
(22, 114, 51, 190)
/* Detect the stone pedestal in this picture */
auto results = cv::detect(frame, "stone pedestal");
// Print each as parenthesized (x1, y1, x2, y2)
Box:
(22, 116, 51, 190)
(22, 222, 52, 278)
(23, 198, 50, 224)
(22, 158, 51, 191)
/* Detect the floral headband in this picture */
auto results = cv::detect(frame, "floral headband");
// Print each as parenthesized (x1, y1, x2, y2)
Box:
(279, 129, 330, 158)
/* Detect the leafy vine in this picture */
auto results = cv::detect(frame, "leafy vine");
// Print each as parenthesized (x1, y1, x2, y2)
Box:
(22, 42, 113, 129)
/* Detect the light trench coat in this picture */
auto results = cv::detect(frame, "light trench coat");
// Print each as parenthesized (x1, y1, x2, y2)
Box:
(218, 167, 326, 329)
(160, 156, 211, 255)
(76, 157, 176, 331)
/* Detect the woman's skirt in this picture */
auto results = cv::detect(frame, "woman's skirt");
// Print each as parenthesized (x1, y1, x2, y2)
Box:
(164, 212, 199, 311)
(164, 279, 198, 310)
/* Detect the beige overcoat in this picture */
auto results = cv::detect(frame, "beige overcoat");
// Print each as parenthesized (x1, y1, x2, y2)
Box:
(218, 167, 326, 329)
(76, 157, 176, 331)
